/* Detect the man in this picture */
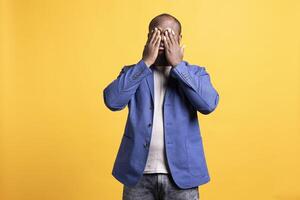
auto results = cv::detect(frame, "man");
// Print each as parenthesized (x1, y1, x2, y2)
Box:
(103, 13, 219, 200)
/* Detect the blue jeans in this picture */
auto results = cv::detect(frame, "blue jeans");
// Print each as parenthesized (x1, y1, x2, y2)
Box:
(122, 173, 199, 200)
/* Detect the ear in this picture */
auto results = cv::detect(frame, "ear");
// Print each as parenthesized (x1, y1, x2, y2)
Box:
(178, 34, 182, 44)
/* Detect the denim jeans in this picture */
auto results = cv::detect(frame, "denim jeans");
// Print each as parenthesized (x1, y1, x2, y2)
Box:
(122, 173, 199, 200)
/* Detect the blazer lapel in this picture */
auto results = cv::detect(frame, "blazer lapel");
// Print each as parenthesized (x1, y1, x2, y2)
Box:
(146, 66, 176, 105)
(146, 65, 154, 104)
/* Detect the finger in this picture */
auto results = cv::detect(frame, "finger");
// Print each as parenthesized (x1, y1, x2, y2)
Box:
(154, 35, 161, 48)
(168, 29, 177, 45)
(151, 29, 161, 45)
(167, 28, 176, 45)
(164, 29, 173, 45)
(168, 28, 175, 46)
(171, 29, 179, 45)
(171, 29, 175, 35)
(150, 28, 159, 44)
(164, 30, 172, 47)
(153, 30, 161, 46)
(163, 35, 169, 49)
(154, 29, 161, 45)
(147, 27, 156, 44)
(146, 28, 155, 44)
(168, 28, 176, 45)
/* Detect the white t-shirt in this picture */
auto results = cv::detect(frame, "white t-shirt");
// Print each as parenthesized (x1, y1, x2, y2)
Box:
(143, 65, 172, 174)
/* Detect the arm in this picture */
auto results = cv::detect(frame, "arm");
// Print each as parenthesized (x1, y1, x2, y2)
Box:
(103, 26, 162, 111)
(161, 28, 219, 114)
(103, 59, 152, 111)
(170, 61, 220, 115)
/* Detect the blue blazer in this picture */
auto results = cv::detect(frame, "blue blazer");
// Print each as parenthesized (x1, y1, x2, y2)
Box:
(103, 59, 219, 189)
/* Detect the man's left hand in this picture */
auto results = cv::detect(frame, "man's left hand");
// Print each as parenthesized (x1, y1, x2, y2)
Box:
(163, 28, 186, 67)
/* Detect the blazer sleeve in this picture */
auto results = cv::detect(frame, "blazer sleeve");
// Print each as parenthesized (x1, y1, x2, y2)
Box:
(103, 59, 152, 111)
(170, 61, 220, 115)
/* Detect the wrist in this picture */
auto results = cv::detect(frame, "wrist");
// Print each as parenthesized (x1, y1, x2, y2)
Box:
(142, 59, 152, 67)
(171, 61, 181, 68)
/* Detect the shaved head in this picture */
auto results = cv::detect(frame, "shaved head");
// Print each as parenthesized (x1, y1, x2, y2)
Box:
(148, 13, 182, 35)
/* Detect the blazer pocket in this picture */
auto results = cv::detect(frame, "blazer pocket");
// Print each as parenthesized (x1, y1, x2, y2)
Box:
(186, 136, 206, 177)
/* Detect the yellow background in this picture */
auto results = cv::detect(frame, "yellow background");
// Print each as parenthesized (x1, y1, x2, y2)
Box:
(1, 0, 300, 199)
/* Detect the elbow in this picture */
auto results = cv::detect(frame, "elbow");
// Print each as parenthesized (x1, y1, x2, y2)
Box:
(104, 101, 125, 111)
(198, 106, 216, 115)
(198, 93, 219, 115)
(103, 88, 126, 111)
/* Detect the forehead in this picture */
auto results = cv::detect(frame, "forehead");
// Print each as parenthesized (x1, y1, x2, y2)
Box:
(149, 17, 179, 33)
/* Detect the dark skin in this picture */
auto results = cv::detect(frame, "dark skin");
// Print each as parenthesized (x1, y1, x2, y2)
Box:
(142, 17, 185, 68)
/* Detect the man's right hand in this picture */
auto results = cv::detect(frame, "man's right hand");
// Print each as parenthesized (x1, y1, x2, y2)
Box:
(142, 27, 161, 67)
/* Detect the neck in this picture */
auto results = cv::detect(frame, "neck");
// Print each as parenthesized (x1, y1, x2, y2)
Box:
(153, 55, 170, 67)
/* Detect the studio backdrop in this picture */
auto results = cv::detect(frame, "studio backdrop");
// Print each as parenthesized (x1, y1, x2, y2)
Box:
(1, 0, 300, 199)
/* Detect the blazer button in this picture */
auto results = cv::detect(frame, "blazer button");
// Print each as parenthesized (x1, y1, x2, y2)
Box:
(144, 142, 149, 148)
(148, 123, 152, 127)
